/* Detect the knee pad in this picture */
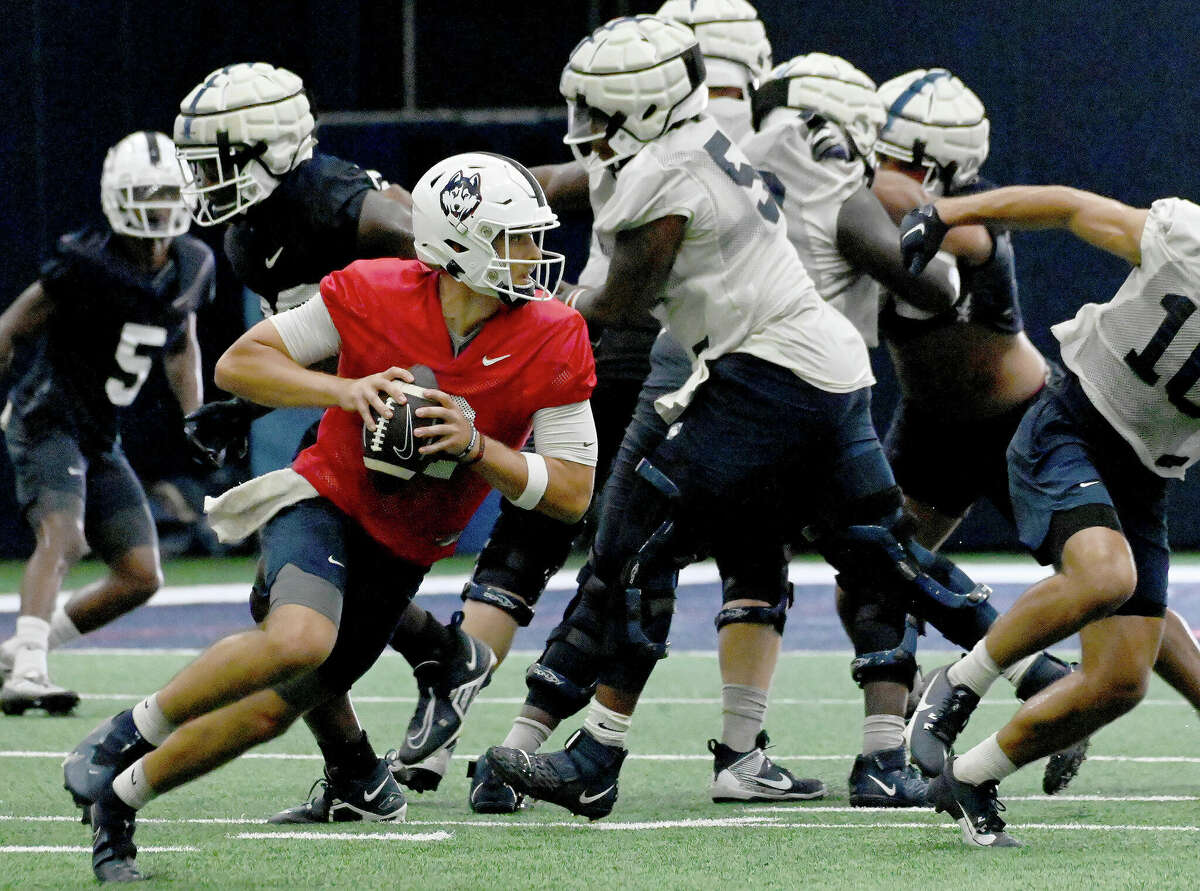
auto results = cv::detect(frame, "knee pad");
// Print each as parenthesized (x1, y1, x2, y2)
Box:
(902, 540, 998, 649)
(1014, 651, 1073, 701)
(460, 581, 535, 627)
(850, 615, 920, 687)
(472, 500, 579, 608)
(715, 584, 793, 634)
(715, 547, 792, 633)
(524, 660, 597, 721)
(523, 568, 610, 719)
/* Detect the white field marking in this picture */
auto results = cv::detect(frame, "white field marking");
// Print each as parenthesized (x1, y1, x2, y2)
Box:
(4, 750, 1200, 767)
(747, 796, 1200, 813)
(13, 557, 1200, 612)
(0, 845, 196, 853)
(233, 831, 451, 842)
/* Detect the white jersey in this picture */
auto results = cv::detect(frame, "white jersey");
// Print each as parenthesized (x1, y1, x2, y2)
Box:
(590, 115, 872, 422)
(742, 116, 881, 345)
(1055, 198, 1200, 478)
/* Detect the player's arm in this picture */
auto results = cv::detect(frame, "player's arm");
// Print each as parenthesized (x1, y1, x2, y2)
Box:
(0, 280, 54, 379)
(416, 395, 596, 523)
(835, 184, 959, 312)
(531, 162, 591, 213)
(872, 169, 993, 264)
(355, 187, 417, 259)
(214, 295, 413, 430)
(924, 186, 1149, 265)
(162, 312, 203, 416)
(569, 215, 685, 327)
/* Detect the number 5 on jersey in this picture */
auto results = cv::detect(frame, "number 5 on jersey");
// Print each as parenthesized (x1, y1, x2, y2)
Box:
(106, 322, 167, 406)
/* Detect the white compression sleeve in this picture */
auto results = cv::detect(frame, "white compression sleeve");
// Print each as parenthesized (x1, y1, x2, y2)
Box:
(267, 294, 342, 366)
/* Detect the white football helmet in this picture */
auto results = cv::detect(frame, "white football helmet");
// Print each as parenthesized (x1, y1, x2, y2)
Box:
(656, 0, 772, 90)
(755, 54, 885, 161)
(876, 68, 989, 193)
(174, 62, 316, 225)
(100, 131, 190, 239)
(412, 153, 564, 306)
(561, 16, 708, 173)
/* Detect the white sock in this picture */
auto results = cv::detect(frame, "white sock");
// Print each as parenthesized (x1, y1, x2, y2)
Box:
(112, 759, 158, 810)
(47, 608, 82, 649)
(583, 702, 631, 749)
(131, 693, 177, 747)
(947, 638, 1003, 697)
(1000, 653, 1041, 689)
(721, 684, 768, 752)
(952, 733, 1019, 786)
(11, 617, 50, 678)
(501, 716, 552, 753)
(862, 714, 906, 755)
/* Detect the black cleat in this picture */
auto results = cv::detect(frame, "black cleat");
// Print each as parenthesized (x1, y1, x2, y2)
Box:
(90, 794, 143, 882)
(709, 731, 826, 802)
(394, 617, 496, 766)
(386, 741, 455, 794)
(848, 745, 929, 808)
(906, 663, 980, 777)
(468, 755, 525, 814)
(1043, 736, 1090, 795)
(64, 710, 153, 809)
(928, 756, 1021, 847)
(268, 759, 407, 823)
(486, 727, 625, 820)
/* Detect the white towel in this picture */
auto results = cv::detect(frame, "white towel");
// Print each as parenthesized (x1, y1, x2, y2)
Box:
(204, 468, 318, 543)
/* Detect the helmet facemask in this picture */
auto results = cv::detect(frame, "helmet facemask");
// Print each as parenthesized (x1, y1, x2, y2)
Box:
(177, 133, 271, 225)
(101, 132, 191, 239)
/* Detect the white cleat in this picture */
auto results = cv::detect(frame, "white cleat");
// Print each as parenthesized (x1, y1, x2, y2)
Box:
(1, 672, 80, 716)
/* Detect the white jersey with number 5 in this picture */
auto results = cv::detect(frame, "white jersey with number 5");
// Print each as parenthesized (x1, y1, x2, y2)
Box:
(1055, 198, 1200, 478)
(589, 114, 872, 423)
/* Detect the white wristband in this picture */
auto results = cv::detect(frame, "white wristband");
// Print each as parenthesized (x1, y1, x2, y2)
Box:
(509, 452, 549, 510)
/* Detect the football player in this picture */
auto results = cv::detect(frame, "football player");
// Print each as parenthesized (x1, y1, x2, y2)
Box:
(62, 152, 597, 881)
(481, 16, 986, 821)
(0, 131, 211, 715)
(900, 184, 1200, 847)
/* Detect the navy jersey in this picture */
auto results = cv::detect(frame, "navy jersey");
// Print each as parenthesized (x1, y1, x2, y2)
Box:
(224, 154, 375, 312)
(880, 175, 1023, 342)
(10, 227, 214, 449)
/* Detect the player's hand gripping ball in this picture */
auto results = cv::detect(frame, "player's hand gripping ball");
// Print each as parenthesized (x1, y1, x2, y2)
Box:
(362, 364, 440, 481)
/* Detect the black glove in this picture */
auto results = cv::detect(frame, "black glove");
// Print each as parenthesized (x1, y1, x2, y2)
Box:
(183, 397, 267, 469)
(899, 203, 951, 276)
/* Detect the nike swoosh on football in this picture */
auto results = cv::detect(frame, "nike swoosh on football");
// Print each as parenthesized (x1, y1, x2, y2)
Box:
(363, 777, 389, 802)
(392, 412, 416, 460)
(579, 784, 615, 805)
(481, 354, 512, 366)
(264, 246, 284, 269)
(867, 775, 897, 796)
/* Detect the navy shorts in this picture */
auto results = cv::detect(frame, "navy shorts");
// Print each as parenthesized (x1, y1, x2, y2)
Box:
(886, 394, 1036, 520)
(250, 497, 428, 708)
(4, 414, 155, 560)
(1007, 372, 1169, 617)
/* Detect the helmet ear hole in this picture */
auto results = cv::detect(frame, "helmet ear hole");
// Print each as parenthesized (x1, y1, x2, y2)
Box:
(444, 239, 469, 254)
(642, 104, 658, 120)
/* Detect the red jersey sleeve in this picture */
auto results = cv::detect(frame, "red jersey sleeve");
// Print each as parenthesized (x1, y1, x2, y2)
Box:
(532, 305, 597, 408)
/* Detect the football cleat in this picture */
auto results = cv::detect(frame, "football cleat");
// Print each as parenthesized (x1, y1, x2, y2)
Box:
(394, 616, 497, 765)
(268, 759, 407, 823)
(1043, 736, 1090, 795)
(905, 663, 980, 777)
(709, 731, 826, 802)
(386, 742, 455, 793)
(485, 727, 626, 820)
(467, 756, 524, 815)
(928, 756, 1021, 848)
(89, 793, 143, 882)
(64, 710, 154, 809)
(1, 671, 80, 716)
(848, 745, 929, 807)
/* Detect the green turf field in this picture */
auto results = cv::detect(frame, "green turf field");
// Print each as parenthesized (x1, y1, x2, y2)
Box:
(1, 649, 1196, 888)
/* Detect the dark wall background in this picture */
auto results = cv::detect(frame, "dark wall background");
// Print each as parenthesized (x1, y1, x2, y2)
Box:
(2, 0, 1199, 555)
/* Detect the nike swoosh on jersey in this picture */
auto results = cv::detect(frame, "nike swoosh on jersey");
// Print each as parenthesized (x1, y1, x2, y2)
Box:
(1079, 480, 1101, 488)
(867, 775, 897, 796)
(328, 556, 345, 568)
(481, 354, 512, 366)
(264, 246, 284, 269)
(579, 784, 615, 805)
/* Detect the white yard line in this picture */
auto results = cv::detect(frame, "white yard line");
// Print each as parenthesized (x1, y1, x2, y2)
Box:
(232, 831, 451, 842)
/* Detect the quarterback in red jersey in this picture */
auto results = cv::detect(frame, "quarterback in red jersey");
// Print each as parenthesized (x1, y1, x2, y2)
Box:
(63, 153, 597, 882)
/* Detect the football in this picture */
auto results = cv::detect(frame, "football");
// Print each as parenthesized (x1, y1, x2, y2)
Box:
(362, 364, 440, 481)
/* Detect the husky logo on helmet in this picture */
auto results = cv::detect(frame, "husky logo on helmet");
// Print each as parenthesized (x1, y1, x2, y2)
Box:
(439, 171, 483, 227)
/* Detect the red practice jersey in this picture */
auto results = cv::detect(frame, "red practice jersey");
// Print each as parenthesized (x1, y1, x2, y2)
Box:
(293, 259, 596, 565)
